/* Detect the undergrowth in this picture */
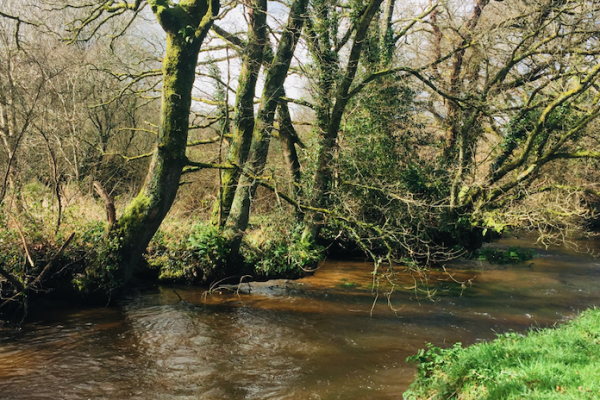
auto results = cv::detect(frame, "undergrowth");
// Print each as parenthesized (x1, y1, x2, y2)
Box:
(147, 222, 231, 283)
(1, 183, 323, 302)
(146, 217, 324, 283)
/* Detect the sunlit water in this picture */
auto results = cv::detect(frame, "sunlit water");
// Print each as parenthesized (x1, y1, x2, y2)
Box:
(2, 237, 600, 399)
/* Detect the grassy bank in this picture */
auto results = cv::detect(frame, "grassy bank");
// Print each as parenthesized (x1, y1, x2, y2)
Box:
(404, 308, 600, 400)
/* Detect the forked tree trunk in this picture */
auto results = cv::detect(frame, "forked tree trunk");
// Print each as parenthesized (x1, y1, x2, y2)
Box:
(114, 0, 218, 282)
(302, 0, 384, 244)
(211, 0, 267, 226)
(225, 0, 309, 255)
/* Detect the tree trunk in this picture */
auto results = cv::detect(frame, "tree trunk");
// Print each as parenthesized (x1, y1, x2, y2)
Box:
(114, 0, 218, 282)
(277, 100, 303, 204)
(379, 0, 395, 64)
(302, 0, 384, 243)
(211, 0, 267, 226)
(225, 0, 309, 254)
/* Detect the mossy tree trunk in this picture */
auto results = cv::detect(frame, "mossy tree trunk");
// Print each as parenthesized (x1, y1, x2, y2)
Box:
(379, 0, 395, 64)
(114, 0, 219, 282)
(302, 0, 384, 244)
(277, 100, 303, 205)
(225, 0, 309, 254)
(211, 0, 267, 226)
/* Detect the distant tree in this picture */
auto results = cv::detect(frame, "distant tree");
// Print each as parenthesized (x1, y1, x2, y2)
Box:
(417, 0, 600, 237)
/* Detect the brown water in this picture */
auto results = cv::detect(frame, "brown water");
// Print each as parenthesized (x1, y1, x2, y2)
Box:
(2, 238, 600, 399)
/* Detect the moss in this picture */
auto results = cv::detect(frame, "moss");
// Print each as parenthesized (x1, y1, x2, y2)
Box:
(117, 193, 152, 238)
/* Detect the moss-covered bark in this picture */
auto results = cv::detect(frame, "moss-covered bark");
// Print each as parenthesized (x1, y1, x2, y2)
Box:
(211, 0, 267, 226)
(114, 0, 219, 282)
(225, 0, 309, 253)
(277, 100, 303, 204)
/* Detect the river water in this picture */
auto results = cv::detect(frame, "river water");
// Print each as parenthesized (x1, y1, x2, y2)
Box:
(2, 237, 600, 399)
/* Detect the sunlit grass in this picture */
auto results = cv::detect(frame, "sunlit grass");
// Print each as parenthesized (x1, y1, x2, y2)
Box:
(404, 308, 600, 400)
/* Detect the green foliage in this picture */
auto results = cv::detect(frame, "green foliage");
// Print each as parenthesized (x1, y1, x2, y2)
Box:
(349, 0, 366, 25)
(337, 75, 432, 219)
(146, 218, 323, 282)
(399, 163, 446, 200)
(407, 342, 464, 380)
(178, 25, 196, 43)
(492, 104, 577, 173)
(71, 221, 122, 294)
(404, 308, 600, 400)
(475, 246, 536, 264)
(242, 228, 324, 278)
(186, 224, 230, 275)
(148, 223, 230, 282)
(0, 207, 123, 298)
(329, 69, 457, 260)
(0, 224, 28, 277)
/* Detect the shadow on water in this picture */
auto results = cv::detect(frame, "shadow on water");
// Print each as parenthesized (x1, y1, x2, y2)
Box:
(2, 236, 600, 399)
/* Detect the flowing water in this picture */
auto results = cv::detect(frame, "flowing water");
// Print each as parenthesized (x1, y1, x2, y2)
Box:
(2, 237, 600, 399)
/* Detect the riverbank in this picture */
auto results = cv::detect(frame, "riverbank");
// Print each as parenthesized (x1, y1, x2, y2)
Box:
(0, 197, 325, 322)
(404, 307, 600, 400)
(2, 249, 600, 399)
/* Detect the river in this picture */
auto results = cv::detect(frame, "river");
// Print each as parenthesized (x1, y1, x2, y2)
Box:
(1, 237, 600, 399)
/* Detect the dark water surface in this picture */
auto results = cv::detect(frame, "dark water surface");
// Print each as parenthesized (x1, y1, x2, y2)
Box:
(2, 237, 600, 399)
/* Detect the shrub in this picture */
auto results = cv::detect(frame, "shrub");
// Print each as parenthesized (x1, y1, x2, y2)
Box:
(148, 222, 230, 283)
(241, 221, 325, 278)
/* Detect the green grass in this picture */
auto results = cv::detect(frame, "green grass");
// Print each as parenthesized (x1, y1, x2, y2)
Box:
(404, 308, 600, 400)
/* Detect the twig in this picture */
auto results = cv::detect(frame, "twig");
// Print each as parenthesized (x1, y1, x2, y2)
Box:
(172, 289, 184, 302)
(236, 275, 253, 296)
(30, 233, 75, 289)
(0, 265, 25, 293)
(0, 291, 22, 310)
(7, 213, 34, 268)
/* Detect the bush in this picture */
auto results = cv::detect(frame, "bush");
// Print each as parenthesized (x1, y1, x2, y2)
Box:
(69, 221, 121, 294)
(147, 219, 324, 282)
(147, 222, 231, 283)
(242, 233, 324, 278)
(241, 219, 325, 278)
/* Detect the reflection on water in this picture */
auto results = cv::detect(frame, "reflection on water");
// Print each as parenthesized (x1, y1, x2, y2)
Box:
(2, 238, 600, 399)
